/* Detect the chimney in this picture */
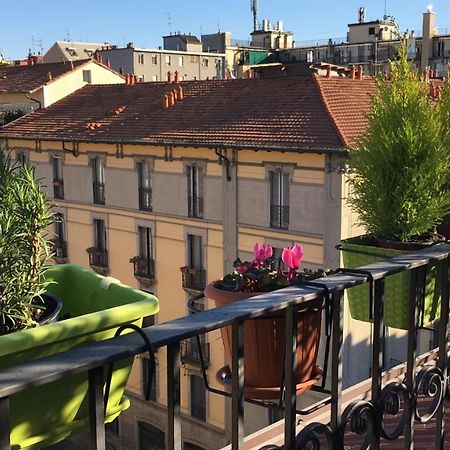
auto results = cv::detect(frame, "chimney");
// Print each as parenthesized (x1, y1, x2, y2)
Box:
(167, 71, 173, 83)
(48, 72, 53, 81)
(98, 55, 102, 64)
(421, 7, 437, 71)
(350, 65, 357, 80)
(163, 94, 169, 109)
(134, 75, 138, 84)
(168, 91, 175, 106)
(326, 65, 332, 79)
(174, 70, 179, 83)
(70, 60, 74, 70)
(357, 66, 364, 80)
(177, 86, 184, 101)
(106, 58, 111, 68)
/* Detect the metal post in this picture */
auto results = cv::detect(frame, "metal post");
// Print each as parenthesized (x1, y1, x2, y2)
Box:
(284, 304, 298, 449)
(435, 257, 449, 449)
(167, 342, 181, 450)
(404, 267, 421, 450)
(0, 397, 10, 450)
(88, 367, 105, 450)
(231, 321, 244, 449)
(371, 279, 385, 450)
(330, 290, 344, 446)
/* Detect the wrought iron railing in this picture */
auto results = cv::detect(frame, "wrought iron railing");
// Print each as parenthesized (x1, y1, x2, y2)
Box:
(131, 256, 155, 283)
(180, 337, 210, 368)
(87, 248, 109, 269)
(138, 187, 152, 211)
(188, 196, 203, 219)
(93, 182, 105, 205)
(270, 204, 289, 229)
(51, 239, 67, 260)
(181, 268, 206, 291)
(0, 244, 448, 449)
(52, 179, 64, 200)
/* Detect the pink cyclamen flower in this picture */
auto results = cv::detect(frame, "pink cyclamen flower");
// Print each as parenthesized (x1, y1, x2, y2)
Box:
(281, 244, 304, 271)
(253, 243, 273, 264)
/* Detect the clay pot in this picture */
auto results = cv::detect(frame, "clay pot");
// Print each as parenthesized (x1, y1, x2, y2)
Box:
(205, 282, 322, 400)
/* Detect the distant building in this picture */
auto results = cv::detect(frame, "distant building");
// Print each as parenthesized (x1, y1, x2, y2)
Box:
(43, 41, 108, 63)
(97, 41, 225, 82)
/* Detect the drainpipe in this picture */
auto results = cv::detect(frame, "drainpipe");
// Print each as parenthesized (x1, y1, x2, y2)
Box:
(215, 148, 232, 181)
(25, 93, 42, 110)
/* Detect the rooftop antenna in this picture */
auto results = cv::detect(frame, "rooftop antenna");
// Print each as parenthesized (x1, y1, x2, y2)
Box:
(31, 36, 43, 55)
(250, 0, 258, 31)
(358, 6, 365, 23)
(65, 30, 71, 42)
(383, 0, 388, 21)
(167, 12, 172, 35)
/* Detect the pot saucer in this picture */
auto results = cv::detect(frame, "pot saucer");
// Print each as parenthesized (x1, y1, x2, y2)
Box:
(215, 365, 323, 400)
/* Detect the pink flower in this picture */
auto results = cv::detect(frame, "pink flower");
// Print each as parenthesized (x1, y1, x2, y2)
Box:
(236, 265, 248, 275)
(253, 243, 273, 264)
(282, 244, 304, 271)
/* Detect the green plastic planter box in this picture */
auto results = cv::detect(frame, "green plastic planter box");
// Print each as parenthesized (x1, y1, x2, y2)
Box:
(0, 264, 159, 450)
(339, 236, 440, 330)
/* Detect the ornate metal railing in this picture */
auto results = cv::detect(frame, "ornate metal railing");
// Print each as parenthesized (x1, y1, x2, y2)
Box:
(51, 239, 67, 260)
(87, 248, 109, 271)
(93, 182, 105, 205)
(180, 337, 210, 368)
(270, 204, 289, 229)
(188, 196, 203, 219)
(0, 244, 448, 449)
(181, 268, 206, 292)
(131, 256, 155, 283)
(138, 187, 152, 211)
(52, 178, 64, 200)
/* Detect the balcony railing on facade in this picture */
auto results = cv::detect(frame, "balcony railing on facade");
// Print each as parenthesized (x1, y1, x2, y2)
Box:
(139, 187, 152, 211)
(188, 196, 203, 219)
(131, 256, 155, 284)
(180, 337, 210, 368)
(51, 239, 68, 262)
(87, 247, 109, 275)
(270, 204, 289, 229)
(0, 243, 449, 450)
(93, 182, 105, 205)
(181, 267, 206, 292)
(52, 178, 64, 200)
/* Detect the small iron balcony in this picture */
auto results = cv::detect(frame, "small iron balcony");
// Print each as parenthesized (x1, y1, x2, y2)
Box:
(52, 179, 64, 200)
(188, 196, 203, 219)
(86, 247, 109, 274)
(181, 268, 206, 292)
(270, 204, 289, 230)
(51, 239, 68, 261)
(93, 182, 105, 205)
(131, 256, 155, 284)
(139, 187, 152, 211)
(180, 337, 210, 368)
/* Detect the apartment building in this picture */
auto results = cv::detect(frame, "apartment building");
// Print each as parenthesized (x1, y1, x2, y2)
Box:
(97, 39, 225, 82)
(0, 74, 391, 449)
(43, 40, 108, 63)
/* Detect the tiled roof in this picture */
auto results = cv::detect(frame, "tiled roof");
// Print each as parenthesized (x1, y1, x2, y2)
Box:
(0, 76, 378, 152)
(0, 60, 90, 94)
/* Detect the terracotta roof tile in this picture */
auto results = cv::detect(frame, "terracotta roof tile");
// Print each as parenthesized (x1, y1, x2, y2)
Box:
(0, 76, 379, 152)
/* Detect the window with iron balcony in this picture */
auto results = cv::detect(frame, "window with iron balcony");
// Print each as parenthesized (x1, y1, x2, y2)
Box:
(190, 374, 207, 422)
(52, 155, 64, 199)
(87, 218, 109, 274)
(181, 234, 205, 292)
(137, 160, 152, 211)
(91, 157, 105, 205)
(52, 213, 67, 262)
(187, 164, 203, 219)
(131, 226, 155, 284)
(269, 170, 289, 230)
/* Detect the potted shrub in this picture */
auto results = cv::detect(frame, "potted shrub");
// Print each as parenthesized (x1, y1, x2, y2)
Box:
(205, 243, 328, 400)
(339, 41, 450, 329)
(0, 155, 159, 449)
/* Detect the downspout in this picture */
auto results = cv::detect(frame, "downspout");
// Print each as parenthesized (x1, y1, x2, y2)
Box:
(215, 148, 232, 182)
(24, 93, 42, 110)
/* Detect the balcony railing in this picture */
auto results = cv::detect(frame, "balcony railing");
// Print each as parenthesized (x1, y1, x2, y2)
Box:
(51, 239, 67, 261)
(0, 244, 449, 449)
(181, 268, 206, 291)
(131, 256, 155, 283)
(188, 196, 203, 219)
(93, 182, 105, 205)
(87, 247, 109, 274)
(139, 187, 152, 211)
(270, 204, 289, 229)
(180, 337, 210, 368)
(52, 179, 64, 199)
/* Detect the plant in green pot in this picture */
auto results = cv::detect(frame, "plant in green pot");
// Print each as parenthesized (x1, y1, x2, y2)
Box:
(205, 243, 330, 400)
(339, 40, 450, 329)
(0, 154, 159, 449)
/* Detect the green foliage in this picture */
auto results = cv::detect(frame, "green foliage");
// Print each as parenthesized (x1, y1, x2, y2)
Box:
(0, 110, 25, 127)
(348, 40, 450, 241)
(0, 154, 55, 333)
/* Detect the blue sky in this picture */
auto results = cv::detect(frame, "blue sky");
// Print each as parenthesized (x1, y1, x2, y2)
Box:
(2, 0, 450, 59)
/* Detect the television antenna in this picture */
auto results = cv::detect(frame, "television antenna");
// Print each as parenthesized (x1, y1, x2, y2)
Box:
(250, 0, 258, 31)
(384, 0, 388, 20)
(167, 12, 172, 34)
(31, 36, 43, 54)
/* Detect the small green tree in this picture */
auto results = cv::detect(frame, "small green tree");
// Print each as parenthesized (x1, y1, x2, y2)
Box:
(348, 40, 450, 241)
(0, 154, 55, 333)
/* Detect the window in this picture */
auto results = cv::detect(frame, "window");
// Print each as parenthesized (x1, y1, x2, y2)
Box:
(268, 405, 284, 424)
(141, 357, 157, 401)
(138, 53, 145, 64)
(368, 27, 376, 35)
(138, 75, 145, 82)
(269, 170, 289, 229)
(137, 160, 152, 211)
(188, 235, 203, 271)
(152, 75, 158, 82)
(82, 70, 92, 83)
(202, 58, 209, 68)
(52, 155, 64, 199)
(138, 226, 152, 260)
(92, 157, 105, 205)
(190, 55, 200, 63)
(53, 213, 67, 259)
(190, 375, 206, 421)
(151, 54, 158, 65)
(181, 234, 205, 291)
(16, 151, 28, 166)
(165, 55, 171, 66)
(138, 422, 164, 450)
(437, 41, 445, 57)
(187, 164, 203, 218)
(178, 55, 184, 67)
(105, 418, 119, 435)
(94, 219, 107, 252)
(184, 444, 205, 450)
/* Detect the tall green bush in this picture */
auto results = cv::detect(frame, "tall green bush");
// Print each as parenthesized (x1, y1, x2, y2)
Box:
(348, 41, 450, 241)
(0, 154, 55, 333)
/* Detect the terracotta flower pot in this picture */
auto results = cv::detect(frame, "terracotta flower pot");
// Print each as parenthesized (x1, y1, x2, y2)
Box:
(205, 281, 322, 400)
